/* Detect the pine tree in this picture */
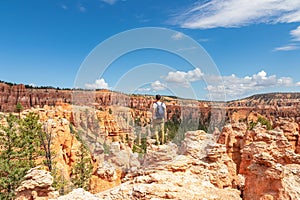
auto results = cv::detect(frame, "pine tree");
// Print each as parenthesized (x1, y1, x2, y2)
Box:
(71, 144, 93, 190)
(0, 114, 30, 199)
(0, 113, 48, 199)
(20, 112, 54, 171)
(19, 112, 43, 168)
(26, 114, 56, 189)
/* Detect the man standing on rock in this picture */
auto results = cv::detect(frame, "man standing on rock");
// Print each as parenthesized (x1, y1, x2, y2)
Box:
(152, 94, 166, 145)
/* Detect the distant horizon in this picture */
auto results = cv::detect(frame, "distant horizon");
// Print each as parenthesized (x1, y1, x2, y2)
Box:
(2, 79, 300, 103)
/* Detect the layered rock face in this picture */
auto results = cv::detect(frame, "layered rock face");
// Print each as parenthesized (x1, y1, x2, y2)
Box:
(227, 93, 300, 123)
(3, 83, 300, 131)
(0, 83, 72, 112)
(218, 119, 300, 200)
(0, 83, 148, 112)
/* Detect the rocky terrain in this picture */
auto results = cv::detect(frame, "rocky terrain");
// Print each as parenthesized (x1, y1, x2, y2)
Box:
(13, 118, 300, 199)
(2, 82, 300, 131)
(2, 82, 300, 199)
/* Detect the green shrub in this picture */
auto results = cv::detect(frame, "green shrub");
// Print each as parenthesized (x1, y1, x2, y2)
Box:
(103, 142, 110, 155)
(132, 138, 147, 156)
(248, 116, 272, 130)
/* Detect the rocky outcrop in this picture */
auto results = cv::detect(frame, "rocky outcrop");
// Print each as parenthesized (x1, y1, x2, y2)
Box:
(107, 142, 140, 171)
(273, 117, 300, 152)
(19, 105, 127, 194)
(217, 122, 248, 172)
(217, 120, 300, 200)
(15, 167, 59, 200)
(95, 130, 242, 200)
(19, 129, 241, 200)
(58, 188, 101, 200)
(12, 109, 300, 200)
(239, 125, 300, 200)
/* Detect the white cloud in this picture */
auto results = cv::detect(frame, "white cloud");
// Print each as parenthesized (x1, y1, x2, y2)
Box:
(151, 81, 166, 91)
(274, 44, 299, 51)
(273, 26, 300, 51)
(85, 78, 109, 89)
(176, 46, 198, 52)
(137, 81, 167, 92)
(78, 4, 86, 12)
(206, 70, 297, 99)
(137, 87, 151, 92)
(101, 0, 118, 5)
(165, 68, 203, 87)
(29, 83, 36, 87)
(291, 26, 300, 41)
(171, 32, 184, 40)
(166, 71, 186, 83)
(296, 82, 300, 86)
(277, 77, 293, 86)
(175, 0, 300, 29)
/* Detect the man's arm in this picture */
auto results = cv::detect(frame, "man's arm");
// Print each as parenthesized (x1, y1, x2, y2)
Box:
(152, 103, 156, 120)
(164, 103, 167, 121)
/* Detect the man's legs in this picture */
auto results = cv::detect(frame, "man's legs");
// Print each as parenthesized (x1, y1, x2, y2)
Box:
(160, 120, 164, 144)
(153, 119, 164, 145)
(154, 127, 159, 145)
(153, 119, 160, 145)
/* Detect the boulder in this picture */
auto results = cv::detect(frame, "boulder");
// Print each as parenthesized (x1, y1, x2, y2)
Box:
(15, 167, 59, 200)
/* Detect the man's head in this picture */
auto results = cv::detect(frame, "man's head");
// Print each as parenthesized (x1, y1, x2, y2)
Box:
(155, 94, 161, 101)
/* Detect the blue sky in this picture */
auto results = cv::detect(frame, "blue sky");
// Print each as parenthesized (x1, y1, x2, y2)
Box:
(0, 0, 300, 100)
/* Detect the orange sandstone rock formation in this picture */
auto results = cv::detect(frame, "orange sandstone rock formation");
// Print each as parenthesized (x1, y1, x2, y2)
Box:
(95, 130, 242, 200)
(218, 120, 300, 200)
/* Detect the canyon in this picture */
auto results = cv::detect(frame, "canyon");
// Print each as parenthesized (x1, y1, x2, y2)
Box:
(2, 82, 300, 128)
(1, 82, 300, 199)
